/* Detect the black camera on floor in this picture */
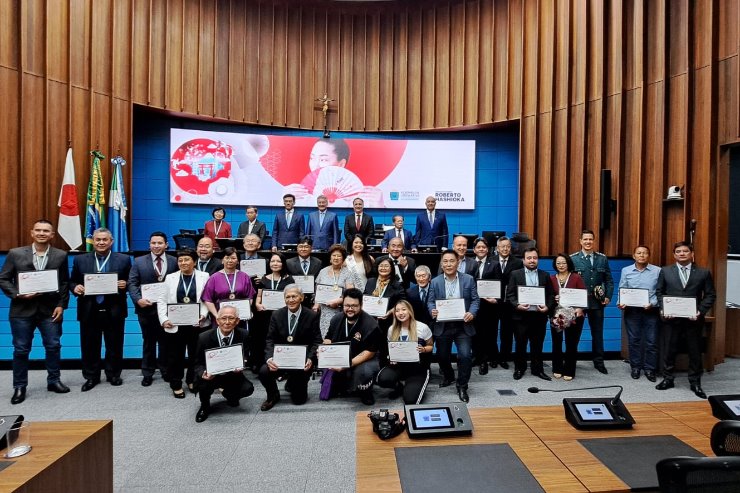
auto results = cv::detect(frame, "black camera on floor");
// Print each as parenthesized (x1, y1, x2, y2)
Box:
(368, 408, 405, 440)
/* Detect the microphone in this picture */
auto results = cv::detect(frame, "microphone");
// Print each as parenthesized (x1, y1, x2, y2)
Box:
(528, 385, 625, 406)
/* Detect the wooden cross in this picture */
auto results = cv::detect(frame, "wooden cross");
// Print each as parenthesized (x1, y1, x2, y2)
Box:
(315, 93, 334, 138)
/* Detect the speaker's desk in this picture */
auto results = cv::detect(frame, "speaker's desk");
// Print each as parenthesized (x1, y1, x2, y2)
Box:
(0, 420, 113, 493)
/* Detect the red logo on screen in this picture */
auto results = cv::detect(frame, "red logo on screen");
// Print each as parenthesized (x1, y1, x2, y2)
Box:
(170, 139, 234, 195)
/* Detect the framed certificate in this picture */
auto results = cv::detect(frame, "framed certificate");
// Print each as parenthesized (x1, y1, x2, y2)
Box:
(205, 344, 245, 375)
(17, 270, 59, 295)
(141, 282, 166, 302)
(293, 275, 315, 294)
(362, 295, 389, 317)
(261, 290, 286, 311)
(84, 273, 118, 295)
(476, 280, 501, 298)
(619, 288, 650, 307)
(317, 343, 351, 369)
(167, 303, 200, 326)
(240, 259, 266, 277)
(388, 341, 419, 363)
(436, 298, 466, 322)
(314, 284, 340, 304)
(559, 288, 588, 308)
(272, 345, 307, 370)
(662, 296, 698, 318)
(517, 286, 545, 306)
(220, 299, 252, 320)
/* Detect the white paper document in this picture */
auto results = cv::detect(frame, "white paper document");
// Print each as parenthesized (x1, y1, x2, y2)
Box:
(476, 280, 501, 298)
(317, 343, 351, 369)
(436, 298, 466, 322)
(167, 303, 200, 326)
(17, 270, 59, 295)
(260, 290, 286, 311)
(619, 288, 650, 307)
(662, 296, 698, 318)
(314, 284, 340, 304)
(220, 299, 252, 320)
(240, 259, 266, 277)
(84, 273, 118, 295)
(362, 295, 389, 317)
(517, 286, 546, 306)
(205, 344, 245, 375)
(293, 275, 315, 294)
(141, 283, 166, 302)
(388, 341, 420, 363)
(559, 288, 588, 308)
(272, 345, 307, 370)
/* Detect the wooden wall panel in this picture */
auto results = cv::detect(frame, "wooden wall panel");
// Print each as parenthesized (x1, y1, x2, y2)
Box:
(180, 0, 199, 115)
(198, 0, 215, 116)
(433, 4, 450, 128)
(550, 108, 568, 250)
(351, 14, 367, 130)
(111, 0, 132, 100)
(392, 12, 408, 129)
(130, 0, 148, 103)
(365, 14, 380, 131)
(21, 75, 47, 214)
(46, 0, 68, 82)
(165, 0, 184, 111)
(420, 8, 436, 129)
(478, 0, 493, 122)
(506, 0, 522, 119)
(284, 6, 301, 127)
(521, 0, 538, 117)
(269, 3, 286, 126)
(0, 0, 20, 69)
(405, 11, 421, 130)
(91, 0, 113, 94)
(462, 0, 479, 126)
(147, 0, 165, 108)
(643, 81, 666, 255)
(378, 12, 394, 130)
(21, 0, 46, 76)
(448, 0, 466, 127)
(0, 66, 21, 242)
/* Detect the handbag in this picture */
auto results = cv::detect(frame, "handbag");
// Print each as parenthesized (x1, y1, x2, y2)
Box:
(0, 415, 24, 450)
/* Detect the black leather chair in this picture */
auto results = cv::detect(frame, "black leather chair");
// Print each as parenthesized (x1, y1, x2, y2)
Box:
(173, 234, 198, 250)
(656, 456, 740, 492)
(712, 420, 740, 456)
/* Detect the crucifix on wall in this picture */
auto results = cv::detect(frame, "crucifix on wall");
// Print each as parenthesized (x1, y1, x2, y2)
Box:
(314, 93, 335, 138)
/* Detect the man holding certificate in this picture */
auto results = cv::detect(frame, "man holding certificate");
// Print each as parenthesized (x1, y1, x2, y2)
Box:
(259, 285, 322, 411)
(655, 241, 716, 398)
(427, 250, 479, 403)
(0, 220, 71, 404)
(193, 306, 254, 422)
(70, 228, 131, 391)
(506, 247, 555, 382)
(617, 245, 660, 382)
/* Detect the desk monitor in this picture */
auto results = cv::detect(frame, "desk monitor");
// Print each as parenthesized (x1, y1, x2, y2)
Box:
(709, 394, 740, 420)
(563, 398, 635, 430)
(404, 403, 473, 438)
(416, 244, 438, 253)
(281, 243, 297, 252)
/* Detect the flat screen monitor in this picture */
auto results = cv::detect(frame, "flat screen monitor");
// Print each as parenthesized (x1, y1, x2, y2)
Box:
(408, 408, 454, 430)
(574, 403, 614, 421)
(563, 398, 634, 430)
(404, 402, 473, 438)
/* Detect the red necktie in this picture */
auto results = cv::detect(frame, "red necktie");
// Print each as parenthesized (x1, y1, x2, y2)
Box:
(156, 255, 163, 273)
(356, 215, 361, 231)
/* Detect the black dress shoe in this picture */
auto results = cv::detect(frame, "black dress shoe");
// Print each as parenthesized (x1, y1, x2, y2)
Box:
(47, 381, 70, 393)
(645, 371, 657, 382)
(631, 368, 641, 379)
(260, 395, 280, 411)
(499, 361, 510, 370)
(11, 387, 26, 405)
(595, 365, 608, 374)
(489, 361, 498, 369)
(360, 390, 375, 406)
(108, 376, 123, 386)
(81, 379, 99, 392)
(439, 378, 454, 388)
(478, 364, 489, 375)
(457, 386, 469, 403)
(195, 406, 210, 423)
(141, 376, 153, 387)
(172, 388, 186, 399)
(534, 372, 552, 381)
(690, 384, 707, 399)
(655, 379, 675, 390)
(513, 370, 524, 380)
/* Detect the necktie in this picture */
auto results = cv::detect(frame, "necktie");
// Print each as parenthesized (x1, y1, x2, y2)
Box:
(501, 259, 507, 272)
(198, 260, 206, 272)
(420, 288, 427, 304)
(477, 259, 483, 279)
(155, 255, 162, 273)
(222, 337, 229, 347)
(428, 212, 433, 226)
(396, 229, 400, 238)
(289, 313, 297, 331)
(356, 215, 361, 231)
(681, 266, 689, 288)
(319, 212, 324, 228)
(302, 260, 309, 275)
(286, 211, 292, 225)
(587, 254, 593, 266)
(96, 255, 106, 304)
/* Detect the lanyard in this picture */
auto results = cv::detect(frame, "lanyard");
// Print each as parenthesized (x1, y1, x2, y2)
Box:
(95, 251, 112, 273)
(213, 220, 223, 237)
(180, 272, 195, 300)
(34, 247, 50, 271)
(223, 271, 237, 295)
(444, 276, 458, 298)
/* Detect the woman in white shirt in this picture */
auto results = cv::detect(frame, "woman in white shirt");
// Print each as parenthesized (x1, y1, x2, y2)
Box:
(344, 234, 374, 291)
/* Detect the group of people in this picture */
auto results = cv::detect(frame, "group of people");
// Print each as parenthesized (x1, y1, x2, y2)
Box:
(0, 210, 717, 421)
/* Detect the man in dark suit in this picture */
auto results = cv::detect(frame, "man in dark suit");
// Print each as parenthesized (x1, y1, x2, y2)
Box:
(571, 229, 614, 374)
(236, 205, 266, 242)
(406, 265, 433, 326)
(492, 236, 523, 369)
(414, 196, 449, 250)
(70, 227, 131, 391)
(259, 285, 322, 410)
(195, 236, 222, 275)
(286, 236, 323, 307)
(343, 197, 374, 244)
(467, 237, 501, 375)
(0, 220, 71, 404)
(305, 194, 340, 250)
(427, 250, 480, 402)
(128, 231, 178, 386)
(241, 233, 267, 288)
(193, 305, 254, 422)
(376, 237, 416, 288)
(381, 215, 417, 252)
(507, 247, 556, 381)
(655, 241, 716, 399)
(272, 193, 305, 251)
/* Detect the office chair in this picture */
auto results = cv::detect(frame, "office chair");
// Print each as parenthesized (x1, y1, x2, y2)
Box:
(656, 456, 740, 492)
(510, 232, 536, 257)
(712, 420, 740, 456)
(173, 234, 197, 250)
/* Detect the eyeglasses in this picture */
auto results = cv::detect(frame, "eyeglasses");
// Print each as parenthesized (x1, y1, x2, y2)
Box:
(218, 316, 238, 321)
(343, 303, 360, 309)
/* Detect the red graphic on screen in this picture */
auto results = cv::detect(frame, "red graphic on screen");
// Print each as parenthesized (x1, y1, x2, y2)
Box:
(170, 139, 234, 196)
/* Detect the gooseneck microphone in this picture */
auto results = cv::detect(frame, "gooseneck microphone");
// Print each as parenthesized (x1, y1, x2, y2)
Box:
(528, 385, 625, 406)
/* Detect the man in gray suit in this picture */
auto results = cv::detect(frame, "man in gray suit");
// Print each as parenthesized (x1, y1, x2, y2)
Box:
(427, 249, 480, 402)
(0, 220, 71, 404)
(655, 241, 716, 399)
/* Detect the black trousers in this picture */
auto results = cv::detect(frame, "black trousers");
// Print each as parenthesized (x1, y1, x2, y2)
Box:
(258, 364, 311, 404)
(198, 372, 254, 407)
(165, 325, 204, 390)
(138, 310, 168, 377)
(662, 318, 704, 384)
(514, 312, 547, 374)
(498, 303, 516, 362)
(80, 308, 125, 381)
(550, 317, 584, 377)
(473, 302, 500, 364)
(376, 363, 430, 405)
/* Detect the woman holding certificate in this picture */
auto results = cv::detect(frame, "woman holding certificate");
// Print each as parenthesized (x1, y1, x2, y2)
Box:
(376, 300, 433, 404)
(549, 254, 586, 381)
(201, 247, 256, 325)
(344, 234, 374, 291)
(314, 244, 354, 338)
(363, 257, 406, 334)
(253, 253, 295, 371)
(157, 249, 210, 398)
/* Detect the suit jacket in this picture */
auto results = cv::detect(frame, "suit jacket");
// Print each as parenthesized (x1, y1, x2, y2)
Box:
(374, 254, 416, 288)
(203, 220, 232, 241)
(0, 246, 70, 318)
(466, 256, 498, 280)
(570, 251, 614, 309)
(381, 228, 416, 251)
(194, 326, 249, 379)
(156, 270, 210, 329)
(70, 252, 131, 320)
(272, 211, 305, 248)
(236, 220, 266, 241)
(427, 272, 480, 337)
(406, 283, 434, 326)
(286, 256, 323, 277)
(492, 255, 523, 300)
(265, 307, 322, 362)
(343, 213, 374, 243)
(305, 210, 341, 250)
(506, 269, 556, 320)
(656, 264, 716, 316)
(128, 253, 179, 315)
(196, 257, 223, 276)
(363, 277, 407, 311)
(414, 211, 449, 249)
